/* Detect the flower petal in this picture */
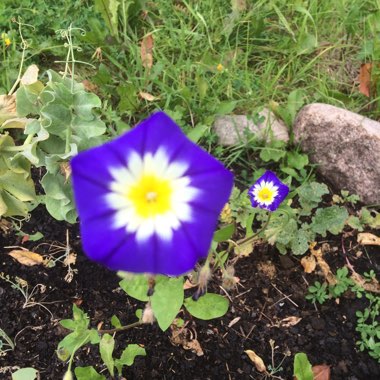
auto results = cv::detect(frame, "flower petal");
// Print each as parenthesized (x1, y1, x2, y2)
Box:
(71, 111, 234, 275)
(248, 170, 289, 212)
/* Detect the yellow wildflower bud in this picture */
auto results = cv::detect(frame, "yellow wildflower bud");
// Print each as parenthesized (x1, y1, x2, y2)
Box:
(4, 38, 11, 47)
(216, 63, 224, 72)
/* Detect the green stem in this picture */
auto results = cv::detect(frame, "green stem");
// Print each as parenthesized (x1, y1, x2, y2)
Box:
(122, 0, 127, 43)
(8, 22, 27, 96)
(97, 321, 143, 334)
(1, 134, 34, 151)
(213, 250, 228, 276)
(237, 213, 272, 245)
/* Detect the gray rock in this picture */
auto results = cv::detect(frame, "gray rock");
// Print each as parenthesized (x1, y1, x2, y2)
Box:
(213, 108, 289, 146)
(294, 103, 380, 204)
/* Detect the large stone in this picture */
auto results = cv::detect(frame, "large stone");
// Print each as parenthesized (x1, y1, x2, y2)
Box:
(213, 108, 289, 146)
(294, 103, 380, 204)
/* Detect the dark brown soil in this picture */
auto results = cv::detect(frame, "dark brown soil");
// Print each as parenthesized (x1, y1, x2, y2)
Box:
(0, 205, 379, 380)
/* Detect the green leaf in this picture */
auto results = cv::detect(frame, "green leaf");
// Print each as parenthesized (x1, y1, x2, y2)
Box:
(214, 101, 237, 115)
(286, 151, 308, 170)
(287, 89, 305, 122)
(58, 305, 100, 356)
(74, 366, 105, 380)
(12, 368, 38, 380)
(111, 315, 122, 328)
(213, 224, 235, 243)
(297, 33, 318, 55)
(0, 170, 36, 201)
(347, 215, 364, 231)
(290, 227, 312, 255)
(151, 276, 184, 331)
(41, 173, 77, 223)
(94, 0, 120, 38)
(195, 76, 208, 99)
(265, 213, 298, 246)
(16, 86, 40, 116)
(259, 146, 286, 162)
(297, 182, 329, 214)
(184, 293, 229, 320)
(117, 84, 138, 113)
(311, 205, 349, 236)
(100, 334, 115, 377)
(119, 274, 149, 301)
(187, 124, 208, 143)
(293, 353, 313, 380)
(115, 344, 146, 374)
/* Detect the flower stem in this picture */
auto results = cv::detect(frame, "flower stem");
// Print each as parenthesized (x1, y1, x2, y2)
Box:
(237, 213, 272, 245)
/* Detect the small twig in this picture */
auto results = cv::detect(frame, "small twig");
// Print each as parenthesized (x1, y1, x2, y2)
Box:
(235, 288, 252, 298)
(271, 283, 299, 308)
(219, 285, 233, 302)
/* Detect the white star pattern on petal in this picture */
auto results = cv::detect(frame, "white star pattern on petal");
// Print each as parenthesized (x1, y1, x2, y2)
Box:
(105, 148, 200, 242)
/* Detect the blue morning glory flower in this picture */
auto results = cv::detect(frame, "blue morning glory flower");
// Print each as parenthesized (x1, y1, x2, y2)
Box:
(71, 111, 233, 276)
(248, 170, 289, 212)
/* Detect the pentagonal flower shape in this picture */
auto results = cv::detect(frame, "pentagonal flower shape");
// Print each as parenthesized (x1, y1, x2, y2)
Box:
(248, 170, 289, 211)
(71, 111, 233, 275)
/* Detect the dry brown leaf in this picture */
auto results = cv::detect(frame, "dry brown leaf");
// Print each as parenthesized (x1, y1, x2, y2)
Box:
(9, 249, 44, 266)
(21, 64, 39, 85)
(82, 79, 98, 93)
(140, 34, 154, 69)
(357, 232, 380, 246)
(183, 279, 196, 289)
(359, 63, 372, 97)
(64, 252, 77, 267)
(244, 350, 266, 372)
(184, 339, 204, 356)
(60, 162, 72, 183)
(139, 91, 157, 101)
(278, 316, 302, 328)
(351, 272, 380, 294)
(312, 364, 331, 380)
(257, 261, 276, 279)
(0, 94, 16, 116)
(170, 322, 204, 356)
(310, 243, 336, 285)
(0, 218, 12, 234)
(301, 255, 316, 273)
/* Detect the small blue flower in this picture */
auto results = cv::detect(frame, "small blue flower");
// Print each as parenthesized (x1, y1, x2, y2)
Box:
(71, 111, 233, 276)
(248, 171, 289, 211)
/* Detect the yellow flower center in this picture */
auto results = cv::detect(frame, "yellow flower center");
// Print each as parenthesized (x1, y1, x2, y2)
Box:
(257, 187, 274, 202)
(126, 174, 173, 219)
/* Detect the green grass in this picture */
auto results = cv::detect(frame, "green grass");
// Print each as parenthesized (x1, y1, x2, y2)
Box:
(1, 0, 380, 148)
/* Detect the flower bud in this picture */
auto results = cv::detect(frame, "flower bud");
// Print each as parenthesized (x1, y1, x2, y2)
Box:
(222, 265, 238, 290)
(192, 262, 212, 300)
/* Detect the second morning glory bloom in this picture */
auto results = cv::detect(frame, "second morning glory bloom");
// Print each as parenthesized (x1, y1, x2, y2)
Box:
(248, 170, 289, 212)
(71, 112, 233, 276)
